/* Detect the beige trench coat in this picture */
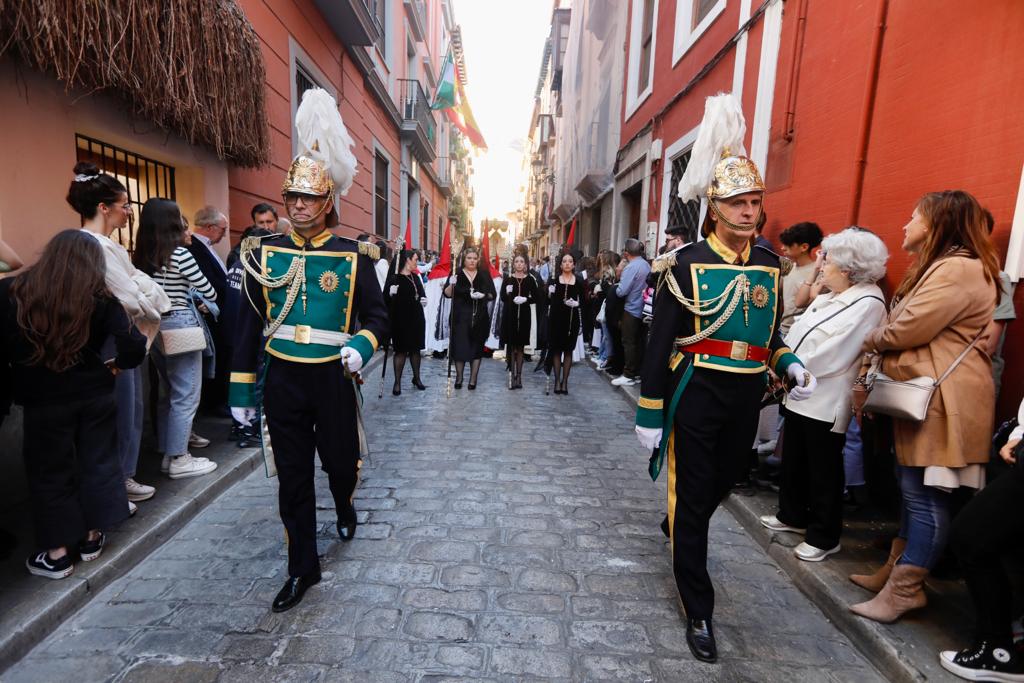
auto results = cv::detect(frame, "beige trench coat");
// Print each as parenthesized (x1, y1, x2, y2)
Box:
(863, 254, 996, 468)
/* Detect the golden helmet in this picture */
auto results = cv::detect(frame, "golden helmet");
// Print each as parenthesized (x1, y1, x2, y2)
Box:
(707, 154, 765, 201)
(281, 155, 335, 198)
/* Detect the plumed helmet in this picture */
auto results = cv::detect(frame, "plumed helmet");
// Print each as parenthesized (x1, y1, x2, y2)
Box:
(282, 88, 358, 201)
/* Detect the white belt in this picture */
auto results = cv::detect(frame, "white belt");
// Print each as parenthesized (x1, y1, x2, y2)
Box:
(271, 324, 352, 347)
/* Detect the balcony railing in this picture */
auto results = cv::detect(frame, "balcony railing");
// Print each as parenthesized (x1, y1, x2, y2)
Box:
(312, 0, 380, 46)
(437, 156, 453, 196)
(398, 79, 437, 163)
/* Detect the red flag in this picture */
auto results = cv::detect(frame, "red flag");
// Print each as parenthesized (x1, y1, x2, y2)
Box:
(566, 217, 577, 247)
(403, 215, 413, 249)
(480, 230, 500, 278)
(428, 219, 453, 280)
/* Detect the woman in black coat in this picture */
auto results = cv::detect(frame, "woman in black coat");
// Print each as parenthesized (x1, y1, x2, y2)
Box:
(546, 251, 586, 395)
(444, 246, 495, 389)
(500, 254, 537, 389)
(385, 250, 428, 395)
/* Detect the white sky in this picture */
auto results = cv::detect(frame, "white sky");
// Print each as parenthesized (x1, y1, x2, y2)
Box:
(455, 0, 554, 230)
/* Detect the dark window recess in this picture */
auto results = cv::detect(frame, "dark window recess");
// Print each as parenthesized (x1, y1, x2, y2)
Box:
(421, 202, 429, 250)
(437, 215, 443, 251)
(667, 150, 701, 244)
(374, 153, 389, 237)
(296, 64, 318, 104)
(694, 0, 718, 28)
(638, 0, 655, 92)
(75, 134, 176, 254)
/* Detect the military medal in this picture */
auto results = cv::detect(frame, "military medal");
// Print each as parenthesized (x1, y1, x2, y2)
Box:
(319, 270, 339, 293)
(751, 284, 770, 309)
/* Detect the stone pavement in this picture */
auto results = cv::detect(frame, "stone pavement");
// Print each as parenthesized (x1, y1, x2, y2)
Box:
(4, 357, 884, 682)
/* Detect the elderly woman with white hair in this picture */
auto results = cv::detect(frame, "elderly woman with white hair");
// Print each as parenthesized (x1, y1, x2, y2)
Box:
(761, 227, 888, 561)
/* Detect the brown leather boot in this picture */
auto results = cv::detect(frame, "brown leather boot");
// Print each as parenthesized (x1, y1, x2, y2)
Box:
(849, 563, 928, 623)
(849, 537, 906, 593)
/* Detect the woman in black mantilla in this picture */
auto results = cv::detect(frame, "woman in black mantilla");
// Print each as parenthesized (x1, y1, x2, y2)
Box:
(444, 246, 495, 389)
(500, 253, 537, 389)
(546, 251, 585, 395)
(385, 249, 428, 395)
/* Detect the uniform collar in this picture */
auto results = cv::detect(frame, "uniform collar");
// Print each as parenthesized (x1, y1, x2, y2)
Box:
(706, 232, 751, 265)
(289, 229, 332, 249)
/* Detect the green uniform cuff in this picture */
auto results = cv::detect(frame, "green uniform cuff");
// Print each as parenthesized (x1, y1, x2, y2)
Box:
(228, 377, 258, 408)
(636, 396, 663, 429)
(348, 330, 378, 367)
(772, 350, 801, 376)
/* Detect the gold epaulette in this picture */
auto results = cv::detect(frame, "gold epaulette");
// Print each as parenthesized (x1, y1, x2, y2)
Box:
(651, 251, 677, 274)
(780, 256, 794, 277)
(240, 233, 273, 256)
(358, 241, 380, 260)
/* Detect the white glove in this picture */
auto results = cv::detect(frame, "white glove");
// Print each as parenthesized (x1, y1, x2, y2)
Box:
(513, 296, 527, 305)
(595, 284, 602, 294)
(548, 284, 556, 294)
(389, 285, 398, 296)
(420, 297, 428, 307)
(341, 346, 363, 373)
(231, 407, 256, 424)
(636, 426, 662, 451)
(506, 285, 514, 294)
(786, 364, 818, 401)
(564, 298, 579, 308)
(470, 291, 486, 300)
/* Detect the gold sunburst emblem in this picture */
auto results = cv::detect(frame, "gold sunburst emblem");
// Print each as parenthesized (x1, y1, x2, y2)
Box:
(319, 271, 339, 293)
(751, 284, 770, 309)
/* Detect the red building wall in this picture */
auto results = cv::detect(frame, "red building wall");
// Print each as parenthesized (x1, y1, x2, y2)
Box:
(230, 0, 402, 243)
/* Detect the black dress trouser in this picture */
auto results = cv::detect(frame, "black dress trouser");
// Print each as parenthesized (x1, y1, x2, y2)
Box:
(263, 359, 360, 578)
(669, 367, 762, 620)
(777, 411, 847, 550)
(950, 467, 1024, 643)
(22, 394, 129, 550)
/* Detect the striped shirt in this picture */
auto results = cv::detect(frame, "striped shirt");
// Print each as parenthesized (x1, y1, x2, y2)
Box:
(154, 247, 217, 311)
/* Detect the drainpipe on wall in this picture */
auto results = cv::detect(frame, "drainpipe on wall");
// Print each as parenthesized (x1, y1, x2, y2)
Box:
(781, 0, 809, 142)
(847, 0, 889, 226)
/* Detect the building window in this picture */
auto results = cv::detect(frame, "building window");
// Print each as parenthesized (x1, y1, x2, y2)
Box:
(295, 63, 319, 104)
(422, 201, 429, 250)
(374, 152, 389, 238)
(673, 0, 726, 66)
(75, 134, 175, 254)
(626, 0, 658, 119)
(438, 215, 443, 251)
(373, 0, 386, 50)
(666, 150, 702, 244)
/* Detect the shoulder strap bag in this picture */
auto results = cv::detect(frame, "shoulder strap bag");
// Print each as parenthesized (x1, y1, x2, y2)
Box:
(154, 269, 208, 357)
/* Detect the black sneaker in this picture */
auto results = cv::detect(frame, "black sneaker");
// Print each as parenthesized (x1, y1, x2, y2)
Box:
(238, 423, 260, 448)
(78, 533, 106, 562)
(26, 551, 74, 579)
(228, 421, 246, 442)
(940, 641, 1024, 681)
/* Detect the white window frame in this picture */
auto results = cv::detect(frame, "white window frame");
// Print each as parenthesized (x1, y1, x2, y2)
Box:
(658, 124, 705, 247)
(1007, 163, 1024, 282)
(672, 0, 727, 67)
(289, 38, 337, 156)
(373, 142, 393, 239)
(625, 0, 660, 121)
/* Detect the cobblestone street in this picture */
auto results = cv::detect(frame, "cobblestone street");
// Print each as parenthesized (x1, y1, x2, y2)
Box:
(6, 358, 883, 682)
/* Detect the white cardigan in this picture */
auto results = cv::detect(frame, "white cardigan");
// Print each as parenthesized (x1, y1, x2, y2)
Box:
(82, 230, 170, 344)
(783, 283, 887, 433)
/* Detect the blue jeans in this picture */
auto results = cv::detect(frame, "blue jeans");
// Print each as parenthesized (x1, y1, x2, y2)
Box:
(897, 464, 952, 569)
(843, 419, 865, 487)
(152, 310, 203, 456)
(102, 337, 145, 479)
(598, 320, 612, 362)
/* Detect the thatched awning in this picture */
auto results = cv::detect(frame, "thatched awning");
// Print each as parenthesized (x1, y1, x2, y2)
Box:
(0, 0, 270, 167)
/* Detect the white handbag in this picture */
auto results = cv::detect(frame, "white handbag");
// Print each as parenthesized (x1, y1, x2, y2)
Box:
(155, 324, 207, 356)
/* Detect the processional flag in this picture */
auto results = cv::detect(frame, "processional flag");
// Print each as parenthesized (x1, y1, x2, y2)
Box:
(404, 215, 413, 249)
(428, 219, 454, 280)
(431, 48, 487, 150)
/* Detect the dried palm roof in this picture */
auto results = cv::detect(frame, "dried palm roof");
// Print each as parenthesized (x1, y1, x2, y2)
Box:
(0, 0, 269, 167)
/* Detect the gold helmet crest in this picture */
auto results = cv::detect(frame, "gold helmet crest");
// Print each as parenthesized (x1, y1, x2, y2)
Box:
(282, 155, 335, 198)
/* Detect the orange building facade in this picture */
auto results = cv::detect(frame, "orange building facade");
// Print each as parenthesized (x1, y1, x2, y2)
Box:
(620, 0, 1024, 418)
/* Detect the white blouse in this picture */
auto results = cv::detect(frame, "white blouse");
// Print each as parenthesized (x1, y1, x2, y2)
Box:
(783, 282, 887, 433)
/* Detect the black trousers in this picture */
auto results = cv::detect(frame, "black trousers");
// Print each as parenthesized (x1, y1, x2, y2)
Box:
(22, 394, 129, 550)
(777, 411, 847, 549)
(950, 468, 1024, 643)
(264, 359, 361, 578)
(621, 313, 644, 379)
(669, 367, 763, 620)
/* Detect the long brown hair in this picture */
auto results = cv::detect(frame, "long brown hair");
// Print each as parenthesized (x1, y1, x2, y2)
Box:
(893, 190, 1001, 303)
(133, 198, 185, 275)
(11, 230, 110, 371)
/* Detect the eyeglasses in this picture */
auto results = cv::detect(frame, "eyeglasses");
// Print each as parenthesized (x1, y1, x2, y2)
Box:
(285, 194, 326, 207)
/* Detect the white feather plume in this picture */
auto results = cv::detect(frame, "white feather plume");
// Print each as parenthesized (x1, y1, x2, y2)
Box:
(295, 88, 358, 197)
(676, 93, 747, 203)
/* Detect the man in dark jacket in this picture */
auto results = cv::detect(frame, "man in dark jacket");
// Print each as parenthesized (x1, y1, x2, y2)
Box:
(188, 206, 230, 417)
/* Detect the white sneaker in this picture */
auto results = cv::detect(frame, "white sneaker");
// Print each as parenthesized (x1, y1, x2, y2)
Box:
(759, 515, 806, 534)
(756, 439, 778, 455)
(160, 454, 171, 474)
(128, 501, 138, 516)
(188, 432, 211, 449)
(168, 454, 217, 480)
(794, 541, 841, 562)
(125, 478, 155, 502)
(595, 360, 608, 370)
(611, 375, 638, 386)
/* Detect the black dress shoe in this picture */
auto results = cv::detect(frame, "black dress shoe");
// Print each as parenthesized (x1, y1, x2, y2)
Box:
(413, 379, 427, 390)
(454, 381, 463, 390)
(467, 383, 476, 390)
(271, 570, 321, 612)
(392, 386, 401, 396)
(686, 618, 717, 663)
(337, 504, 357, 542)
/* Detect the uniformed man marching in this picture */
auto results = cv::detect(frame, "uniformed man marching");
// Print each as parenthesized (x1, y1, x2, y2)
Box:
(230, 89, 388, 613)
(635, 95, 817, 663)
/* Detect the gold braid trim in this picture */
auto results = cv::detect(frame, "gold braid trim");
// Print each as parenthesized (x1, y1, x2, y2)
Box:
(358, 241, 380, 260)
(240, 246, 306, 338)
(664, 272, 750, 346)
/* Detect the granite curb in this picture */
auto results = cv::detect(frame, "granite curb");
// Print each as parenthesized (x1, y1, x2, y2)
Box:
(585, 355, 923, 683)
(0, 352, 383, 675)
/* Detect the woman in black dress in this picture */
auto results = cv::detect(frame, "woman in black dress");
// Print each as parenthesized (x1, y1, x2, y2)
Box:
(547, 251, 585, 395)
(385, 250, 427, 395)
(444, 246, 495, 389)
(500, 254, 537, 389)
